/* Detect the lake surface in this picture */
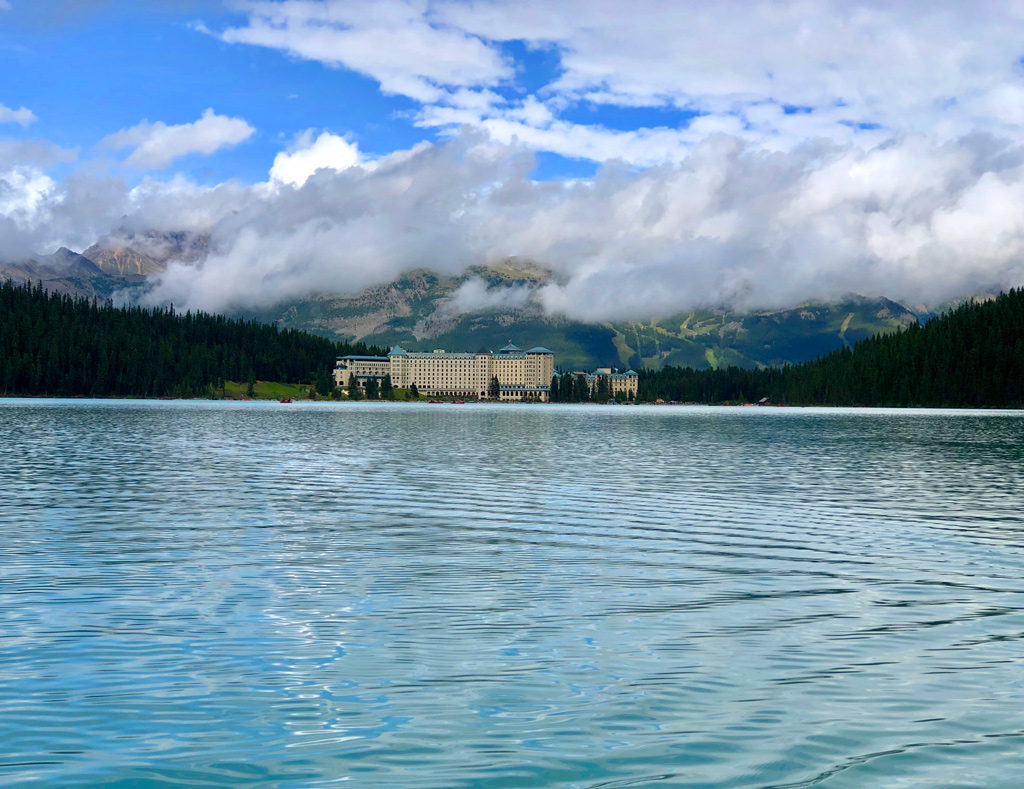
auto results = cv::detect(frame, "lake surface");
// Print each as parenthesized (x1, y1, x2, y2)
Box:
(2, 400, 1024, 787)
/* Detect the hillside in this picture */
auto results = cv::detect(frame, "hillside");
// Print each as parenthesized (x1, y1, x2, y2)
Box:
(640, 288, 1024, 408)
(0, 247, 126, 300)
(0, 281, 379, 398)
(242, 262, 919, 371)
(0, 230, 211, 303)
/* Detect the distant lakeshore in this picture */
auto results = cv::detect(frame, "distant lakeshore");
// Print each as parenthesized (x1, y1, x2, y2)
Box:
(3, 281, 1023, 408)
(6, 393, 1024, 414)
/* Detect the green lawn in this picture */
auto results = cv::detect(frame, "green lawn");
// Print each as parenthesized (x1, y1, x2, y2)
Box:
(391, 388, 428, 401)
(216, 382, 465, 402)
(221, 380, 314, 400)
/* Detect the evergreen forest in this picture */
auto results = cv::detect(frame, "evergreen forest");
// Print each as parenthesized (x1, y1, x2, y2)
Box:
(548, 371, 616, 403)
(4, 280, 1023, 406)
(639, 288, 1024, 407)
(0, 281, 379, 397)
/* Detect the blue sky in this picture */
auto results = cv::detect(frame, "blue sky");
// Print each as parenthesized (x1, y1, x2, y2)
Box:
(0, 0, 951, 185)
(0, 0, 603, 183)
(4, 1, 1024, 318)
(1, 2, 435, 182)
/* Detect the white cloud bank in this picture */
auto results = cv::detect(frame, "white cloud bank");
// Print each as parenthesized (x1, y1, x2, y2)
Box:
(7, 130, 1024, 319)
(101, 108, 255, 169)
(113, 132, 1024, 317)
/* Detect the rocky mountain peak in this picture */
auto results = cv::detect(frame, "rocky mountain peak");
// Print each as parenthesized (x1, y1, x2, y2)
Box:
(83, 230, 210, 278)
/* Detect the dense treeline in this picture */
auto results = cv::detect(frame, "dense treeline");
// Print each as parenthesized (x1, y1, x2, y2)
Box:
(7, 278, 1022, 406)
(1, 281, 380, 397)
(639, 288, 1024, 407)
(548, 372, 618, 402)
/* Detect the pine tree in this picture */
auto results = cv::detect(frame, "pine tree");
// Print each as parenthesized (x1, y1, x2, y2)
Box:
(316, 368, 335, 397)
(574, 374, 590, 402)
(347, 372, 362, 400)
(559, 373, 573, 401)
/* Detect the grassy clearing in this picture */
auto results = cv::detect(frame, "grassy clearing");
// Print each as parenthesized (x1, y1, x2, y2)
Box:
(221, 380, 314, 400)
(216, 382, 467, 402)
(607, 324, 634, 366)
(391, 388, 428, 401)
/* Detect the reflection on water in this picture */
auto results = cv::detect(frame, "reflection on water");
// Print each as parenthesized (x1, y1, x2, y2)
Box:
(2, 400, 1024, 786)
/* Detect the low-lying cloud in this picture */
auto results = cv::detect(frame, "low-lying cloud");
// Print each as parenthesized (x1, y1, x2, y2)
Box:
(6, 129, 1024, 320)
(136, 130, 1024, 317)
(446, 277, 535, 314)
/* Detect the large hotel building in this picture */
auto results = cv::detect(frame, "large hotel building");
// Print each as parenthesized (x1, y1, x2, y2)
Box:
(334, 342, 556, 401)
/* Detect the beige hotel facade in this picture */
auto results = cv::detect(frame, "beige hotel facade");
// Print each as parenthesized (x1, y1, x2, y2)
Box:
(334, 342, 556, 401)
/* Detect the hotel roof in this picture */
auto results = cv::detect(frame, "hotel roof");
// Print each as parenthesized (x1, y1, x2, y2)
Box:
(341, 344, 556, 360)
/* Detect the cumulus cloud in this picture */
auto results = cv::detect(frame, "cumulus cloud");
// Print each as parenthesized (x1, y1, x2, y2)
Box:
(100, 108, 255, 169)
(0, 102, 36, 125)
(269, 131, 362, 186)
(0, 141, 79, 258)
(0, 139, 78, 170)
(0, 167, 57, 226)
(215, 0, 511, 103)
(0, 102, 36, 126)
(435, 0, 1024, 144)
(211, 0, 1024, 166)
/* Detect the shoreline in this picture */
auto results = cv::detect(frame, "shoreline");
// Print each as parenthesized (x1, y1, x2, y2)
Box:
(1, 394, 1023, 412)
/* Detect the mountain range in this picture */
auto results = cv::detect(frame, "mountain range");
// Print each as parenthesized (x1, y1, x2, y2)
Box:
(1, 231, 925, 371)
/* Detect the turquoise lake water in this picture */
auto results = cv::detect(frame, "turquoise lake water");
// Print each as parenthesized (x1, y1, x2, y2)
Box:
(2, 400, 1024, 787)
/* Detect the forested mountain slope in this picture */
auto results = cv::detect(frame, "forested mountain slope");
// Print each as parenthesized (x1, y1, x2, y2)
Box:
(639, 289, 1024, 407)
(245, 265, 919, 372)
(0, 281, 379, 398)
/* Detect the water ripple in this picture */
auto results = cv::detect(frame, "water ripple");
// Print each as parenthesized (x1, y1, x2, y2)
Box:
(1, 401, 1023, 786)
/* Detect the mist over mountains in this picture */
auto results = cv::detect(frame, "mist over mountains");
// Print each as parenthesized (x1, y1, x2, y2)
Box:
(2, 228, 927, 371)
(6, 133, 1024, 330)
